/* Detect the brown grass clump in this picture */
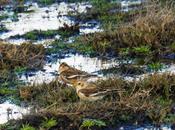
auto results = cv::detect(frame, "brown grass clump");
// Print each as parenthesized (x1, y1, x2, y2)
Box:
(117, 4, 175, 48)
(19, 87, 33, 100)
(79, 2, 175, 58)
(14, 73, 175, 129)
(0, 0, 10, 6)
(19, 79, 79, 106)
(0, 42, 45, 69)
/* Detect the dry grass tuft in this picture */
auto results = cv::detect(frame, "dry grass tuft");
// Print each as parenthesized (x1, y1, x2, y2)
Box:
(79, 2, 175, 58)
(15, 73, 175, 129)
(0, 42, 45, 69)
(1, 73, 174, 129)
(0, 0, 10, 6)
(117, 4, 175, 48)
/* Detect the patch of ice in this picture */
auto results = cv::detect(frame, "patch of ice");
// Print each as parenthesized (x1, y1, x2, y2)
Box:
(3, 38, 29, 45)
(19, 54, 118, 84)
(3, 38, 55, 46)
(80, 24, 103, 34)
(118, 124, 172, 130)
(121, 0, 142, 7)
(121, 0, 143, 12)
(0, 2, 91, 40)
(124, 64, 175, 82)
(0, 101, 30, 124)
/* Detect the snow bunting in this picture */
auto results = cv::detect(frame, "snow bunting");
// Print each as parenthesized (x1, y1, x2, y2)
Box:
(73, 81, 119, 101)
(58, 62, 97, 84)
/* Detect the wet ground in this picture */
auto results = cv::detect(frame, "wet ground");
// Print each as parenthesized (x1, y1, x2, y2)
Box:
(0, 1, 110, 124)
(107, 125, 173, 130)
(0, 2, 101, 44)
(19, 54, 117, 84)
(0, 0, 174, 129)
(0, 101, 31, 124)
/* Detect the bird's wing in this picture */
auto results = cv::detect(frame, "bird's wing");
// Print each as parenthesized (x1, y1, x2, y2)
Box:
(90, 89, 119, 96)
(79, 88, 120, 97)
(67, 74, 97, 79)
(59, 75, 71, 83)
(78, 88, 99, 97)
(68, 66, 88, 74)
(60, 68, 88, 76)
(67, 75, 87, 79)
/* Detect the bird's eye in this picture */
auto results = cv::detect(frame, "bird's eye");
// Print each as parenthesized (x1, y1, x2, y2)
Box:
(78, 82, 81, 85)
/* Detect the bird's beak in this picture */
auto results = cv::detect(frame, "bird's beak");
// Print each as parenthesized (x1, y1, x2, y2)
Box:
(72, 82, 77, 87)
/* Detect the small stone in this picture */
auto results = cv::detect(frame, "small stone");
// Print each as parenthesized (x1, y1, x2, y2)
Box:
(45, 10, 49, 13)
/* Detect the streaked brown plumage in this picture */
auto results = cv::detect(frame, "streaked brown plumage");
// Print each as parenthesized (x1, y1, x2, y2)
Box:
(74, 81, 119, 101)
(58, 62, 97, 85)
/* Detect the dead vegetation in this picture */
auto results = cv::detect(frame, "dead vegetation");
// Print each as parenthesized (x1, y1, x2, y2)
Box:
(116, 4, 175, 48)
(0, 0, 175, 129)
(78, 1, 175, 60)
(0, 0, 10, 6)
(5, 73, 173, 129)
(0, 42, 45, 69)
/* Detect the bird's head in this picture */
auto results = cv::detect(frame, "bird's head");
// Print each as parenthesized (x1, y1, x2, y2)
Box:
(59, 62, 70, 73)
(73, 80, 86, 90)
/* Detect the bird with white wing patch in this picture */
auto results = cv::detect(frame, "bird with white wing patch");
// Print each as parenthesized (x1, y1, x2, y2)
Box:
(73, 80, 120, 101)
(58, 62, 98, 85)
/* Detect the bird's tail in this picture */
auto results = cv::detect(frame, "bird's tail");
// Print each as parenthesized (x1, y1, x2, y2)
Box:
(90, 89, 120, 97)
(67, 74, 98, 79)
